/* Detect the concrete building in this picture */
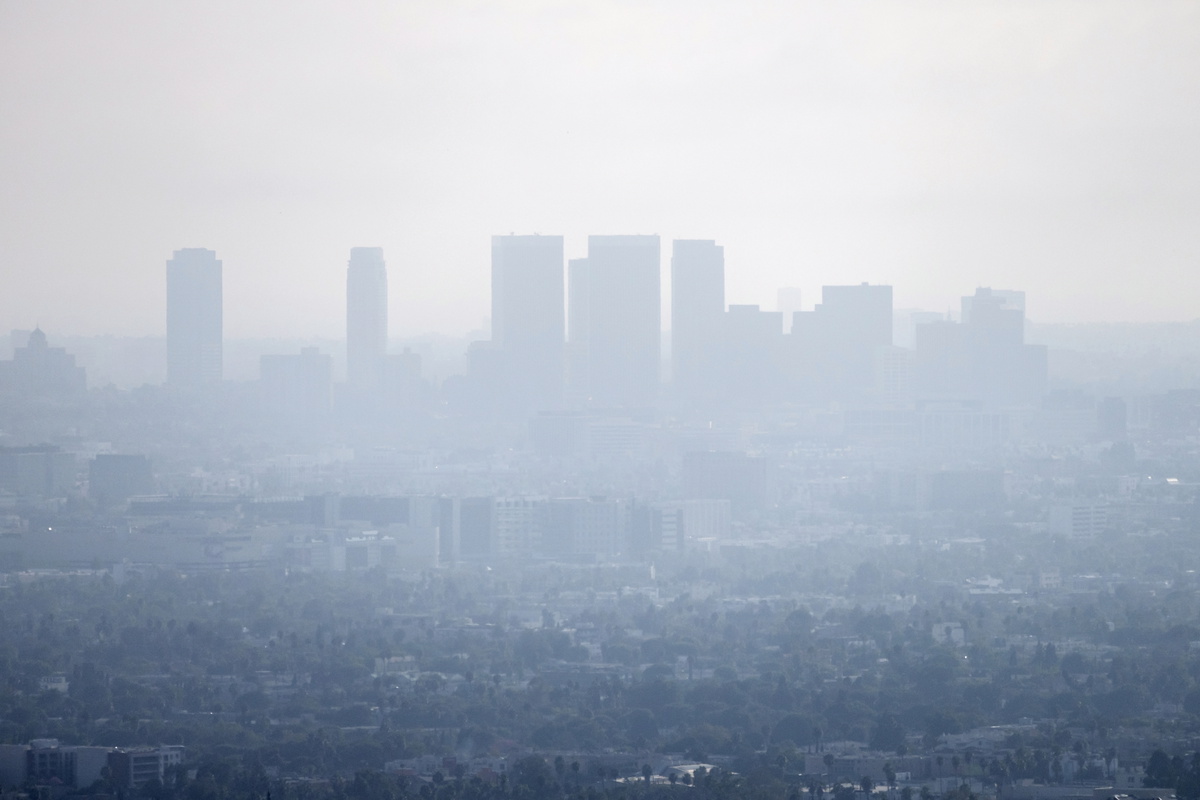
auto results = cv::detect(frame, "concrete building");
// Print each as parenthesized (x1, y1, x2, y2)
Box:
(579, 235, 660, 408)
(671, 239, 724, 403)
(913, 287, 1047, 408)
(346, 247, 388, 389)
(493, 496, 546, 556)
(1048, 501, 1109, 540)
(543, 496, 626, 559)
(491, 235, 565, 408)
(108, 746, 185, 789)
(458, 497, 494, 559)
(88, 454, 154, 506)
(166, 248, 222, 387)
(791, 283, 892, 402)
(0, 445, 76, 497)
(676, 498, 732, 546)
(776, 287, 802, 334)
(566, 257, 591, 401)
(0, 328, 86, 395)
(0, 740, 163, 791)
(724, 304, 783, 407)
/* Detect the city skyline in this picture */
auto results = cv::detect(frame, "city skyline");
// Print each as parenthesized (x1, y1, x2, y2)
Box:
(2, 3, 1199, 337)
(5, 5, 1200, 794)
(12, 236, 1078, 348)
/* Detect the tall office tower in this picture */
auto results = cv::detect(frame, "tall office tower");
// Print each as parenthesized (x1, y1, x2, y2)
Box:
(491, 235, 565, 407)
(566, 258, 591, 399)
(724, 304, 784, 407)
(777, 287, 802, 334)
(960, 287, 1044, 405)
(166, 248, 223, 387)
(912, 287, 1045, 407)
(671, 239, 725, 403)
(583, 235, 661, 408)
(346, 247, 388, 388)
(791, 283, 892, 401)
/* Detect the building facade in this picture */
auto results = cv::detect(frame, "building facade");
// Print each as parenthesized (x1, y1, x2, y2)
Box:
(579, 235, 660, 408)
(166, 248, 222, 387)
(490, 235, 565, 408)
(670, 239, 725, 405)
(346, 247, 388, 388)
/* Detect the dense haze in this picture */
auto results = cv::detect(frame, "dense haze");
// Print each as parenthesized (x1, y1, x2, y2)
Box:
(3, 1, 1200, 337)
(8, 6, 1200, 800)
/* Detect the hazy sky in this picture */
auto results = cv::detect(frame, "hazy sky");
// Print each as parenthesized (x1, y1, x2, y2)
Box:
(2, 1, 1198, 338)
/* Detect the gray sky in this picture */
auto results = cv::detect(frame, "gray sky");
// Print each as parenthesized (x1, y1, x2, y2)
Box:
(2, 1, 1198, 338)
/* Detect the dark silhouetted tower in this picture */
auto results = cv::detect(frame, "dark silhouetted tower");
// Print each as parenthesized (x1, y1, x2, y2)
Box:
(166, 248, 222, 386)
(346, 247, 388, 388)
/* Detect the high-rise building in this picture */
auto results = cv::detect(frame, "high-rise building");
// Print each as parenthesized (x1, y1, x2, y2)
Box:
(566, 257, 591, 399)
(89, 454, 154, 506)
(580, 235, 661, 408)
(791, 283, 892, 401)
(0, 328, 86, 395)
(166, 248, 222, 386)
(491, 235, 565, 406)
(346, 247, 388, 388)
(776, 287, 802, 334)
(913, 287, 1046, 407)
(0, 445, 76, 497)
(543, 496, 626, 559)
(724, 304, 784, 406)
(671, 239, 724, 402)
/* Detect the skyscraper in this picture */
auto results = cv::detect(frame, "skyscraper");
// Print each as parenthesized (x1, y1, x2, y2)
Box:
(915, 286, 1045, 407)
(776, 287, 802, 334)
(565, 258, 592, 400)
(724, 304, 784, 406)
(166, 248, 222, 387)
(491, 235, 565, 406)
(670, 239, 724, 402)
(583, 235, 661, 408)
(346, 247, 388, 388)
(791, 283, 892, 401)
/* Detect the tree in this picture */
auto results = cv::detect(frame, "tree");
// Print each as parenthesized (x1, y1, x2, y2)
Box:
(512, 756, 553, 793)
(1145, 750, 1178, 789)
(870, 714, 906, 753)
(627, 708, 659, 740)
